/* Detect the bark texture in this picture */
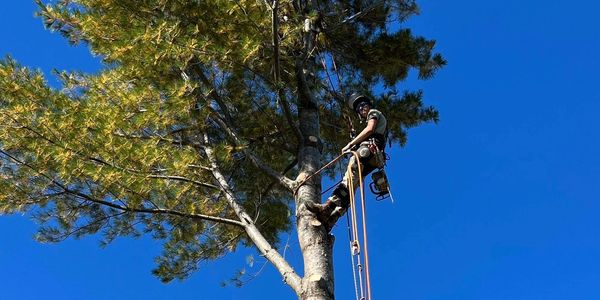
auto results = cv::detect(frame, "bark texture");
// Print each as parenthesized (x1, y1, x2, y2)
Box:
(295, 57, 336, 299)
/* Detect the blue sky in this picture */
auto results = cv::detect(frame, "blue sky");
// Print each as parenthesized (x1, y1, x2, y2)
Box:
(1, 1, 599, 299)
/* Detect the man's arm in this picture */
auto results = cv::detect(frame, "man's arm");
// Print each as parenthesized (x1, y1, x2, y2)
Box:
(341, 118, 377, 153)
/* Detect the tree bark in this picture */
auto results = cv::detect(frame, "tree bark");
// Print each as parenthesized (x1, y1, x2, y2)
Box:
(295, 59, 335, 299)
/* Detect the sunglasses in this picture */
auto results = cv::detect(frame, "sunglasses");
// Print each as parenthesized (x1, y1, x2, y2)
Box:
(355, 102, 370, 113)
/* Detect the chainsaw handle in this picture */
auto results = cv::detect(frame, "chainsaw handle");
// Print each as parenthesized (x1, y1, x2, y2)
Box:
(369, 182, 378, 194)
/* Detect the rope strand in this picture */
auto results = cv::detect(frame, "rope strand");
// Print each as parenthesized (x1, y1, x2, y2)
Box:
(294, 153, 346, 195)
(346, 150, 372, 299)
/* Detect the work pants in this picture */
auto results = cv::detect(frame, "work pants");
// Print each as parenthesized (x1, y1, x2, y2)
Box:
(330, 145, 382, 208)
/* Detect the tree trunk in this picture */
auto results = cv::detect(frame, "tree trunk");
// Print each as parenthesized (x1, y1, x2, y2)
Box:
(295, 60, 335, 299)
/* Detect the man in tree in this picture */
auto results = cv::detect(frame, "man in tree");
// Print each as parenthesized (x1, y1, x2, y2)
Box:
(306, 93, 387, 227)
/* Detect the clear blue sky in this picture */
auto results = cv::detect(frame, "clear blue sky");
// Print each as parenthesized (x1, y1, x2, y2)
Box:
(2, 1, 599, 299)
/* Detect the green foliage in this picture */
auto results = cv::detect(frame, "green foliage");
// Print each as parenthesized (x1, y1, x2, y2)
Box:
(1, 0, 443, 283)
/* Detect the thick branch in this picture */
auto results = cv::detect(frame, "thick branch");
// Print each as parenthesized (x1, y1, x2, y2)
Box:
(202, 137, 302, 294)
(261, 158, 297, 198)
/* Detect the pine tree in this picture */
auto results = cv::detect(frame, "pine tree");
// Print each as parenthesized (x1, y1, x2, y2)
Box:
(0, 0, 444, 299)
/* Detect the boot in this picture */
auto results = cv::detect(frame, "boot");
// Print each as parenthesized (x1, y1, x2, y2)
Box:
(305, 197, 337, 222)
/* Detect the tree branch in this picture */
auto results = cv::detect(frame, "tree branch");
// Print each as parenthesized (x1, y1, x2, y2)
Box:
(189, 61, 234, 125)
(0, 148, 245, 228)
(188, 54, 301, 152)
(111, 129, 203, 149)
(48, 211, 128, 242)
(145, 175, 220, 190)
(202, 136, 302, 294)
(5, 119, 218, 191)
(260, 158, 297, 199)
(208, 114, 296, 190)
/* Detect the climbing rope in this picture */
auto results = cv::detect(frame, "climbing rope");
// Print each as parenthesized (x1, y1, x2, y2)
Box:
(347, 212, 361, 300)
(347, 156, 365, 300)
(294, 153, 346, 195)
(346, 150, 372, 300)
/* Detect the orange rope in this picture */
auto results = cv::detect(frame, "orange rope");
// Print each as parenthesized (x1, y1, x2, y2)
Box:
(347, 155, 364, 299)
(347, 150, 372, 300)
(359, 167, 372, 300)
(294, 153, 346, 195)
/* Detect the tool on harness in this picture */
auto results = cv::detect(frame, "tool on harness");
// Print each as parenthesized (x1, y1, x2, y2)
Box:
(368, 142, 393, 202)
(357, 146, 371, 158)
(369, 170, 390, 201)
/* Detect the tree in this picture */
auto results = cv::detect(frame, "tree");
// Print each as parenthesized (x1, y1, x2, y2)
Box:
(0, 0, 444, 299)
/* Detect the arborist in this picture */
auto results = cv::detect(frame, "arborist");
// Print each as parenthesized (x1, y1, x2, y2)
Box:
(307, 93, 388, 225)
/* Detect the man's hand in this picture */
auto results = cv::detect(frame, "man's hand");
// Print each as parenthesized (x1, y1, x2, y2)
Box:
(342, 118, 377, 154)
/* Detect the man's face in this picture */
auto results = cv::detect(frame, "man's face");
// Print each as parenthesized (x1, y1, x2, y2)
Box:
(357, 102, 370, 118)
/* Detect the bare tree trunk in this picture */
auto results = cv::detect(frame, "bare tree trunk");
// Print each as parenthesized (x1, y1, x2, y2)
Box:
(295, 59, 335, 299)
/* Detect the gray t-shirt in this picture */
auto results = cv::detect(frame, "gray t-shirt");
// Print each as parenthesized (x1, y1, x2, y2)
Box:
(367, 109, 387, 136)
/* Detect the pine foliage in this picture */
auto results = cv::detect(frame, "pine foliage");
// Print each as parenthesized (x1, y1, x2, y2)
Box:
(0, 0, 444, 282)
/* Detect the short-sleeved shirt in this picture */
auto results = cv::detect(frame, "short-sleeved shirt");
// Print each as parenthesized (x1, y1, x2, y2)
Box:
(366, 109, 387, 148)
(367, 109, 387, 135)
